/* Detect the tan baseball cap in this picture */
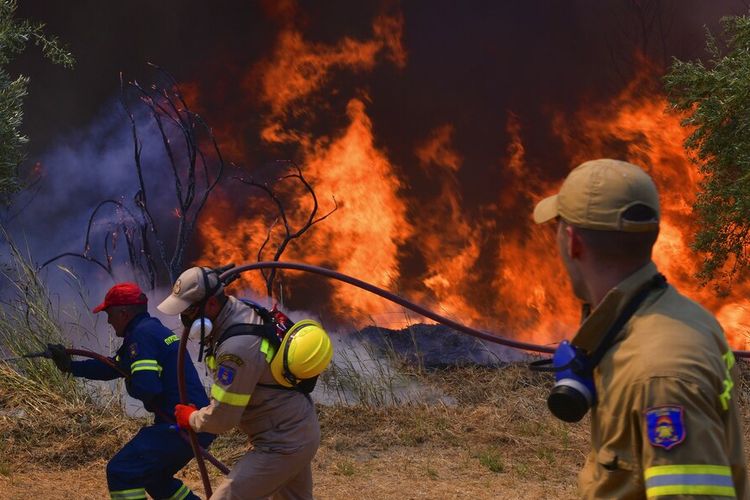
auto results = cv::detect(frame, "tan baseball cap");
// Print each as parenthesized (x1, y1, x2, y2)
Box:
(157, 266, 223, 315)
(533, 159, 660, 232)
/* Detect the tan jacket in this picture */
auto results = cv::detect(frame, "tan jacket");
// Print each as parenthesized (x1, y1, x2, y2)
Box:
(189, 296, 319, 453)
(573, 262, 747, 499)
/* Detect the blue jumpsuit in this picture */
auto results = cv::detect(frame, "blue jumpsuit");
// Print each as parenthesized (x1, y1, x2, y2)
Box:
(70, 313, 214, 500)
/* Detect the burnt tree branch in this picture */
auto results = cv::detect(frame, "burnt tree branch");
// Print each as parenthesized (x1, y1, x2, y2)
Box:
(42, 65, 225, 288)
(234, 161, 337, 298)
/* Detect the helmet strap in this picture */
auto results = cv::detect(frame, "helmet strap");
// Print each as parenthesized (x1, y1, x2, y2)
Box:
(282, 330, 298, 386)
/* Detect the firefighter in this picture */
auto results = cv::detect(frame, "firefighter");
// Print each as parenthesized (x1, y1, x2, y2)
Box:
(533, 159, 747, 498)
(158, 266, 331, 500)
(48, 282, 214, 500)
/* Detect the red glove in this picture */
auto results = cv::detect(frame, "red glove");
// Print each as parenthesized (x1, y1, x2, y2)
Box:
(174, 404, 197, 430)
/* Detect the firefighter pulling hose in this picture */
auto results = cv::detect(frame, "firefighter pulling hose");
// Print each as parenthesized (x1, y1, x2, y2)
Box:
(162, 266, 331, 500)
(17, 345, 228, 475)
(44, 282, 217, 500)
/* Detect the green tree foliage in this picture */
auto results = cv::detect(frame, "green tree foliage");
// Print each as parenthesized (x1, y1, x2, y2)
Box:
(0, 0, 73, 204)
(665, 15, 750, 285)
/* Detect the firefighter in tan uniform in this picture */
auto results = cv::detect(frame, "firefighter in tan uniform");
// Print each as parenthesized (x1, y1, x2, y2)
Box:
(158, 267, 332, 500)
(533, 159, 747, 499)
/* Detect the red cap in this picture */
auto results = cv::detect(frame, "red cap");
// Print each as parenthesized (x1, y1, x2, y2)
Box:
(92, 282, 148, 313)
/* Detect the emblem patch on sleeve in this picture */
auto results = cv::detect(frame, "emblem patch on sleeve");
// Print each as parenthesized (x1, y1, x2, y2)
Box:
(645, 405, 686, 450)
(216, 364, 236, 386)
(128, 342, 138, 358)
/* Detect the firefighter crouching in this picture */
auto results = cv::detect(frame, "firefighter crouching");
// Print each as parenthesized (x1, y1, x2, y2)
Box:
(158, 266, 333, 500)
(48, 282, 214, 500)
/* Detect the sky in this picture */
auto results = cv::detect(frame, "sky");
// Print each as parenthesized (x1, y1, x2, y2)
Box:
(6, 1, 750, 344)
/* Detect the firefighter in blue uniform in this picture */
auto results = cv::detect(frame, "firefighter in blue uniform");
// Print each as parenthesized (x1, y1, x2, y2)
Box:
(48, 282, 214, 500)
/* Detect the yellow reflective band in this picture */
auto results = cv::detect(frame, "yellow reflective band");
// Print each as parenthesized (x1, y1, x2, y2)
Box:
(645, 464, 735, 499)
(645, 464, 733, 478)
(110, 488, 147, 500)
(166, 484, 190, 500)
(206, 355, 216, 370)
(260, 338, 276, 363)
(647, 485, 736, 497)
(211, 383, 251, 407)
(719, 350, 736, 411)
(130, 359, 162, 374)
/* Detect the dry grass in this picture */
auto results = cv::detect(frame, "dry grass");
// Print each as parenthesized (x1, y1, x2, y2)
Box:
(317, 363, 589, 491)
(0, 360, 748, 498)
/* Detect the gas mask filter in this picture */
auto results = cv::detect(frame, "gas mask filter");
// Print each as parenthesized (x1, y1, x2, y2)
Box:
(546, 340, 595, 422)
(531, 340, 595, 423)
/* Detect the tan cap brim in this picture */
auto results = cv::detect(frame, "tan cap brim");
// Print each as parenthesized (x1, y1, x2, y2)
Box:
(157, 295, 193, 315)
(533, 194, 559, 224)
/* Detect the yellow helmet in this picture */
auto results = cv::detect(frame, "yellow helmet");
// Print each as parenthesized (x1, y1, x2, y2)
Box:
(270, 319, 333, 388)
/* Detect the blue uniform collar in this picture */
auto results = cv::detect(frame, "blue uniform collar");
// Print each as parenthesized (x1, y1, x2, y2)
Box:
(124, 312, 150, 339)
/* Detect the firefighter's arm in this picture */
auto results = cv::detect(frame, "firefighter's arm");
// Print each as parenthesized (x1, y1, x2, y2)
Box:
(125, 334, 164, 405)
(69, 358, 122, 380)
(635, 376, 737, 499)
(189, 338, 264, 434)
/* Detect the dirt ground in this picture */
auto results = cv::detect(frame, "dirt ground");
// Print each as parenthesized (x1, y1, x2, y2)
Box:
(0, 445, 578, 500)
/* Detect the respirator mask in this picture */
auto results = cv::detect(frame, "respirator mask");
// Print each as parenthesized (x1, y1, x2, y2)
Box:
(531, 340, 595, 422)
(531, 273, 667, 423)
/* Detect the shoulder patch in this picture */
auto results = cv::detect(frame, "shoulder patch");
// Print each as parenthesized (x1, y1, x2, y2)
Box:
(128, 342, 139, 358)
(645, 405, 686, 450)
(164, 334, 180, 346)
(217, 353, 244, 367)
(216, 364, 236, 386)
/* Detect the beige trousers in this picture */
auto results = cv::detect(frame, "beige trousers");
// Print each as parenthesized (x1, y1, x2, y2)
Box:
(210, 415, 320, 499)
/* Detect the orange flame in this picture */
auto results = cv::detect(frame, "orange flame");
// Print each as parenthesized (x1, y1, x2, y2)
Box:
(191, 10, 747, 351)
(411, 124, 484, 324)
(546, 63, 749, 349)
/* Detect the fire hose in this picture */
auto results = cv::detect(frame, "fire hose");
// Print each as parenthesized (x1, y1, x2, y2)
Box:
(218, 261, 750, 359)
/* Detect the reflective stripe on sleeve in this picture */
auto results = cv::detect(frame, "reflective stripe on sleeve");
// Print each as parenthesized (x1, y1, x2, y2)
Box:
(165, 484, 191, 500)
(645, 464, 736, 498)
(130, 359, 162, 374)
(211, 383, 251, 407)
(110, 488, 147, 500)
